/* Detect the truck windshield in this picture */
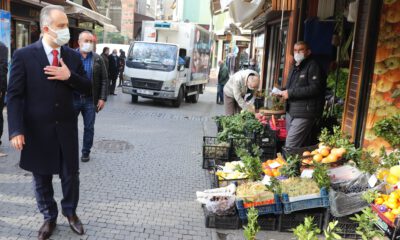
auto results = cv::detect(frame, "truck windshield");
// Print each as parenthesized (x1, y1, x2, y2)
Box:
(127, 42, 178, 72)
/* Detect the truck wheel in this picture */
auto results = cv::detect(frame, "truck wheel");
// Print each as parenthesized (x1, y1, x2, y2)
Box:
(172, 87, 183, 108)
(131, 95, 138, 103)
(188, 91, 199, 103)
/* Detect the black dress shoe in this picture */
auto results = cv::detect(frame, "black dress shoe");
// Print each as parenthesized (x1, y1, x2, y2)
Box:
(38, 220, 56, 240)
(64, 214, 84, 235)
(81, 153, 90, 162)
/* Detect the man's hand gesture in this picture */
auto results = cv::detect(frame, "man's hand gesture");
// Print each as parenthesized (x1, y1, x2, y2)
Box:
(44, 58, 71, 81)
(11, 135, 25, 151)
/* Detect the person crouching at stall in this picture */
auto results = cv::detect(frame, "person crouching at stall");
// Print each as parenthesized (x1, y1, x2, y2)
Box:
(223, 69, 260, 115)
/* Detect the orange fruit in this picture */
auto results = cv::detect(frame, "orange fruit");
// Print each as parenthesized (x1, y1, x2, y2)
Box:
(327, 154, 338, 163)
(302, 151, 311, 157)
(272, 168, 280, 177)
(313, 154, 323, 162)
(320, 148, 330, 157)
(264, 168, 273, 176)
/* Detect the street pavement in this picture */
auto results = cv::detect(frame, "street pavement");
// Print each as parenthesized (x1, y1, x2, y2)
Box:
(0, 83, 295, 240)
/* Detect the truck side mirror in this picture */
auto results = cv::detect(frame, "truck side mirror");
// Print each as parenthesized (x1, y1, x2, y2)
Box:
(184, 56, 190, 68)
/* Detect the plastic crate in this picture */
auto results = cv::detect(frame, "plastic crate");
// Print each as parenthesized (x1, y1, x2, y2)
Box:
(241, 215, 278, 231)
(236, 194, 282, 220)
(329, 213, 361, 239)
(278, 208, 328, 232)
(255, 130, 277, 148)
(203, 207, 241, 229)
(229, 136, 254, 160)
(260, 145, 277, 160)
(281, 187, 330, 214)
(202, 136, 231, 169)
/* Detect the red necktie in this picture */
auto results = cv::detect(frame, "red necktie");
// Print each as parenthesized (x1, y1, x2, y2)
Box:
(52, 50, 59, 66)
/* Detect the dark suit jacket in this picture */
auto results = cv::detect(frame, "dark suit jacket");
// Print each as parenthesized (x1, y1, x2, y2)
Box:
(7, 40, 91, 175)
(0, 42, 7, 92)
(108, 54, 119, 79)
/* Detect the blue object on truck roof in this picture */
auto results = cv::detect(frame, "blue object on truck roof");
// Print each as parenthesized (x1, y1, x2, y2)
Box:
(154, 22, 171, 28)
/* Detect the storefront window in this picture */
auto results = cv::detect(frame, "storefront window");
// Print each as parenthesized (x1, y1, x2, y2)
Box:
(362, 1, 400, 153)
(15, 21, 29, 49)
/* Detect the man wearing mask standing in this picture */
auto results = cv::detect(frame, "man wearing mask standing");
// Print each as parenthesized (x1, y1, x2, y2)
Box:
(7, 5, 91, 239)
(75, 31, 108, 162)
(277, 41, 326, 149)
(223, 69, 260, 115)
(108, 49, 119, 95)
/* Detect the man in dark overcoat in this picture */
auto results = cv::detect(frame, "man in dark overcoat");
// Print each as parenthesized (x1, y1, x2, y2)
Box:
(7, 5, 91, 240)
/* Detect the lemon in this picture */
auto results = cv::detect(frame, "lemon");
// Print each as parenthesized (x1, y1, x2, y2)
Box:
(377, 169, 390, 180)
(387, 174, 399, 185)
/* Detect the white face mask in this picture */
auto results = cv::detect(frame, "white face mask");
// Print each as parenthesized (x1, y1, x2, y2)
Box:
(294, 53, 305, 64)
(81, 42, 93, 53)
(48, 27, 70, 46)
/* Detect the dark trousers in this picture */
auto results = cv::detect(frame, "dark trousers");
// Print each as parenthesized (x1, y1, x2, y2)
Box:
(109, 74, 118, 94)
(217, 84, 224, 103)
(32, 152, 80, 221)
(285, 112, 317, 149)
(0, 89, 5, 140)
(73, 96, 96, 155)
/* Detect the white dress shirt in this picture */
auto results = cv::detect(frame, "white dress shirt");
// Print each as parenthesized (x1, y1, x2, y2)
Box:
(42, 39, 61, 65)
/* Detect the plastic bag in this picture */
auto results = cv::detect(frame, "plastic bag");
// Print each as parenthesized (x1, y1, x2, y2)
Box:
(205, 196, 236, 216)
(329, 173, 385, 217)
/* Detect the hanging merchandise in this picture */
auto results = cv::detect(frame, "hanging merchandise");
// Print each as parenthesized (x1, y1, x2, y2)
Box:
(317, 0, 335, 20)
(347, 0, 359, 23)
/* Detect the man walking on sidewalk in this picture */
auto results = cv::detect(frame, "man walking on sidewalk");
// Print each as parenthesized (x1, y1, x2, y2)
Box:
(7, 5, 91, 239)
(108, 49, 119, 95)
(75, 31, 109, 162)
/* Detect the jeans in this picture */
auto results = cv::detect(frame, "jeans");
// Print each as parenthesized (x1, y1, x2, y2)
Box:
(217, 84, 224, 103)
(73, 96, 96, 155)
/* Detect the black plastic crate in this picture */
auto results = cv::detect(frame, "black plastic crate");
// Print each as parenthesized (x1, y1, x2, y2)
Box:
(204, 207, 241, 229)
(278, 208, 329, 232)
(255, 129, 277, 148)
(202, 136, 231, 169)
(229, 136, 254, 160)
(329, 214, 361, 239)
(241, 215, 278, 231)
(260, 146, 277, 160)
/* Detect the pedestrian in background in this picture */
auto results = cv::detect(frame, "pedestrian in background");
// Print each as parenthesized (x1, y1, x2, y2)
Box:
(118, 49, 126, 87)
(108, 49, 119, 95)
(75, 31, 109, 162)
(101, 47, 109, 74)
(217, 60, 229, 105)
(223, 69, 260, 115)
(277, 41, 326, 148)
(248, 58, 260, 73)
(7, 5, 91, 239)
(0, 41, 8, 149)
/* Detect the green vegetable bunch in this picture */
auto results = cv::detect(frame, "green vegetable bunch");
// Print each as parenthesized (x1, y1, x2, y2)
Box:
(347, 147, 380, 175)
(373, 114, 400, 148)
(279, 154, 301, 177)
(350, 208, 384, 240)
(362, 190, 380, 204)
(293, 217, 320, 240)
(243, 207, 260, 240)
(379, 146, 400, 168)
(236, 146, 263, 181)
(319, 126, 353, 150)
(312, 162, 330, 190)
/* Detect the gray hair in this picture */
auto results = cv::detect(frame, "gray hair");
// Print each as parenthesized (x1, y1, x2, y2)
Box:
(40, 5, 65, 30)
(79, 31, 93, 41)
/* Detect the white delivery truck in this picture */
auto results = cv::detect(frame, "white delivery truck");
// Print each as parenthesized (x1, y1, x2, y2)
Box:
(121, 21, 211, 107)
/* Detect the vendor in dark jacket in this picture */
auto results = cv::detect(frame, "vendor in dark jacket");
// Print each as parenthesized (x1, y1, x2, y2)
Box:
(277, 41, 326, 148)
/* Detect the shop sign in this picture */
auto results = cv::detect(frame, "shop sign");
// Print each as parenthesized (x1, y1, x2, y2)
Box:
(78, 22, 93, 30)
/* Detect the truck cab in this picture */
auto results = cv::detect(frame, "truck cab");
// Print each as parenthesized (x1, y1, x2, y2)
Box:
(121, 21, 210, 107)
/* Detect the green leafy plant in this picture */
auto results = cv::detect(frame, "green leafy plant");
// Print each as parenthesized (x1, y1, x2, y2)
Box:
(293, 216, 320, 240)
(373, 114, 400, 148)
(362, 190, 380, 204)
(350, 208, 384, 240)
(279, 154, 301, 177)
(265, 177, 282, 195)
(348, 147, 380, 175)
(379, 147, 400, 168)
(327, 68, 349, 99)
(324, 220, 342, 240)
(319, 126, 353, 150)
(243, 207, 260, 240)
(312, 162, 331, 189)
(236, 146, 263, 181)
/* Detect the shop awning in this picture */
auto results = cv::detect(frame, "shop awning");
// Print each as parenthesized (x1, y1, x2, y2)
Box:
(228, 0, 265, 24)
(64, 0, 118, 32)
(242, 7, 282, 29)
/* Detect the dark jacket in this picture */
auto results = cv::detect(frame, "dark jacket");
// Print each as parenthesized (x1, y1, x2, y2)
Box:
(91, 52, 108, 106)
(101, 53, 109, 74)
(285, 56, 326, 118)
(7, 40, 91, 175)
(218, 64, 229, 85)
(108, 54, 119, 79)
(0, 41, 7, 92)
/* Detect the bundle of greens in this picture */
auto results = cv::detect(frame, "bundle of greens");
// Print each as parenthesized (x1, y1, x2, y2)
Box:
(373, 114, 400, 148)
